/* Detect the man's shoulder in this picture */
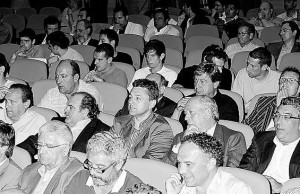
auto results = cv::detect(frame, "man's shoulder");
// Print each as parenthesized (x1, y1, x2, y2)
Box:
(25, 108, 47, 122)
(235, 68, 248, 78)
(90, 118, 110, 131)
(268, 69, 281, 80)
(160, 66, 177, 76)
(153, 113, 169, 124)
(78, 80, 98, 92)
(217, 124, 240, 136)
(128, 21, 143, 28)
(254, 131, 276, 143)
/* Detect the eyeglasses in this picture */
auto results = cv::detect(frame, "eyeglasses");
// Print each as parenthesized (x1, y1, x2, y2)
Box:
(237, 32, 250, 36)
(34, 143, 69, 150)
(279, 78, 300, 84)
(273, 112, 300, 120)
(84, 159, 116, 174)
(280, 28, 292, 33)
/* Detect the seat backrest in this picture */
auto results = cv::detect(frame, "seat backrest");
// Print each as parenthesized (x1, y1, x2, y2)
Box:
(113, 62, 135, 86)
(278, 52, 300, 71)
(219, 89, 244, 122)
(92, 23, 112, 34)
(3, 14, 25, 35)
(164, 87, 183, 103)
(116, 46, 140, 70)
(11, 147, 31, 169)
(27, 14, 48, 34)
(185, 36, 223, 57)
(220, 167, 271, 194)
(226, 37, 265, 48)
(10, 59, 48, 85)
(170, 24, 183, 39)
(150, 34, 183, 53)
(0, 7, 14, 16)
(281, 178, 300, 194)
(39, 7, 61, 17)
(32, 79, 57, 105)
(16, 7, 36, 19)
(98, 112, 114, 127)
(246, 8, 258, 19)
(246, 93, 277, 119)
(0, 43, 19, 61)
(218, 120, 254, 148)
(3, 23, 13, 43)
(70, 45, 96, 65)
(185, 49, 203, 68)
(124, 158, 178, 194)
(49, 60, 90, 79)
(40, 44, 51, 59)
(90, 82, 128, 115)
(7, 77, 28, 85)
(260, 26, 281, 45)
(70, 151, 86, 163)
(185, 24, 219, 41)
(128, 14, 150, 27)
(164, 117, 183, 136)
(29, 106, 58, 121)
(119, 34, 144, 55)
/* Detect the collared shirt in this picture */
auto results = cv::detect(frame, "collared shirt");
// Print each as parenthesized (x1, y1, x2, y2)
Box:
(206, 123, 217, 136)
(42, 34, 47, 45)
(71, 118, 91, 141)
(277, 45, 293, 68)
(225, 42, 259, 59)
(277, 12, 297, 21)
(86, 170, 127, 193)
(263, 136, 300, 184)
(38, 80, 103, 116)
(0, 158, 8, 168)
(144, 25, 180, 42)
(49, 47, 84, 62)
(147, 18, 177, 28)
(78, 37, 91, 46)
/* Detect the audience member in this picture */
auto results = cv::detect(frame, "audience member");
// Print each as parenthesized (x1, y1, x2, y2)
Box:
(77, 8, 91, 22)
(71, 19, 98, 47)
(163, 95, 246, 167)
(111, 5, 144, 37)
(211, 0, 225, 21)
(282, 187, 300, 194)
(10, 29, 44, 64)
(244, 67, 300, 133)
(165, 133, 253, 194)
(113, 79, 173, 160)
(239, 97, 300, 194)
(0, 13, 10, 45)
(147, 2, 178, 28)
(35, 15, 61, 45)
(268, 21, 300, 68)
(59, 0, 82, 33)
(38, 60, 102, 116)
(83, 43, 128, 88)
(126, 183, 162, 194)
(225, 23, 260, 60)
(18, 121, 84, 193)
(65, 131, 143, 193)
(128, 39, 177, 91)
(144, 9, 179, 42)
(232, 47, 280, 111)
(277, 0, 298, 21)
(0, 53, 13, 107)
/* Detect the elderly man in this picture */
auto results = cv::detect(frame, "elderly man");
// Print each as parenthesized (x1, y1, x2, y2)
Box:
(163, 96, 246, 167)
(71, 19, 98, 47)
(268, 21, 300, 67)
(83, 43, 128, 88)
(232, 47, 281, 111)
(65, 131, 143, 193)
(35, 15, 61, 45)
(113, 79, 173, 160)
(166, 133, 253, 194)
(239, 97, 300, 194)
(277, 0, 298, 21)
(225, 23, 260, 60)
(38, 60, 102, 116)
(18, 121, 84, 193)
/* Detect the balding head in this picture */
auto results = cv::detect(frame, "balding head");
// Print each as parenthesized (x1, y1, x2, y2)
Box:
(146, 73, 167, 97)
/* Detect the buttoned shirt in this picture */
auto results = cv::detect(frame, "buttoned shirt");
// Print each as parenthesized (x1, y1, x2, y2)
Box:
(144, 25, 179, 42)
(277, 45, 293, 68)
(277, 12, 298, 21)
(225, 42, 259, 59)
(49, 47, 84, 62)
(78, 37, 92, 46)
(71, 118, 91, 141)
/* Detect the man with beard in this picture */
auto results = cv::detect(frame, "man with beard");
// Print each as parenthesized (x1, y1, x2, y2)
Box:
(71, 19, 98, 47)
(277, 0, 298, 21)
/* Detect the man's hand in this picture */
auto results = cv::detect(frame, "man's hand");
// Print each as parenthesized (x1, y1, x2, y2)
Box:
(83, 71, 103, 83)
(264, 175, 283, 193)
(166, 173, 184, 194)
(277, 87, 289, 106)
(177, 13, 186, 26)
(113, 24, 123, 32)
(184, 125, 200, 137)
(48, 56, 59, 66)
(176, 97, 191, 112)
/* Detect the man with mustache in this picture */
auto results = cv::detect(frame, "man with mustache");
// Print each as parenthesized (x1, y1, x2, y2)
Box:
(71, 19, 98, 47)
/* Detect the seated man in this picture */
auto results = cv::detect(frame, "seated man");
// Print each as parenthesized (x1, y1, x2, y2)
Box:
(173, 63, 239, 129)
(18, 121, 84, 193)
(232, 47, 281, 111)
(111, 5, 144, 37)
(10, 28, 44, 64)
(71, 19, 98, 47)
(113, 79, 173, 160)
(244, 67, 300, 134)
(0, 121, 22, 191)
(225, 23, 260, 60)
(65, 131, 143, 193)
(144, 8, 179, 42)
(38, 59, 103, 116)
(35, 15, 61, 45)
(267, 21, 300, 67)
(277, 0, 298, 21)
(83, 43, 128, 88)
(211, 0, 225, 21)
(128, 39, 177, 90)
(116, 73, 177, 118)
(0, 13, 10, 45)
(239, 97, 300, 194)
(163, 96, 246, 167)
(165, 133, 253, 194)
(47, 31, 84, 66)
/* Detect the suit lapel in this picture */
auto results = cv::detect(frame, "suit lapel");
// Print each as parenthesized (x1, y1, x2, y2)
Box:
(131, 114, 155, 148)
(257, 140, 276, 174)
(27, 164, 42, 193)
(289, 140, 300, 178)
(213, 124, 227, 165)
(73, 120, 94, 148)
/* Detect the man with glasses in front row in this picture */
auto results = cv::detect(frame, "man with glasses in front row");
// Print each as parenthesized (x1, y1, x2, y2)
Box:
(239, 97, 300, 194)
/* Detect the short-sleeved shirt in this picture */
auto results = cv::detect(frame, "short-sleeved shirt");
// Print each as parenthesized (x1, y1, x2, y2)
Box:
(50, 47, 84, 62)
(95, 64, 128, 88)
(225, 42, 259, 60)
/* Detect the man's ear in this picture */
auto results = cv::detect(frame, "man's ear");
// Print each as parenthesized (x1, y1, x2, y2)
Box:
(149, 99, 156, 109)
(73, 74, 80, 82)
(110, 40, 116, 48)
(108, 57, 113, 63)
(261, 64, 268, 71)
(125, 15, 129, 21)
(0, 66, 5, 74)
(80, 108, 89, 117)
(249, 33, 254, 40)
(207, 158, 217, 171)
(24, 99, 31, 109)
(160, 53, 165, 61)
(213, 81, 220, 89)
(32, 39, 36, 45)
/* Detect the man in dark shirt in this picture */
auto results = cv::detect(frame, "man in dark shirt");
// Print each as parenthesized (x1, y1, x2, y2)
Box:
(35, 15, 61, 45)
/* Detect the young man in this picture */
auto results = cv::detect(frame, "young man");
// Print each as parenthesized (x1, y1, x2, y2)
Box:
(35, 15, 61, 45)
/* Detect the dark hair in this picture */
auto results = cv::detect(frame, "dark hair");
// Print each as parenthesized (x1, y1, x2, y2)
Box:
(73, 92, 100, 119)
(100, 28, 119, 47)
(69, 0, 82, 9)
(9, 84, 33, 107)
(0, 53, 9, 76)
(77, 19, 93, 36)
(46, 31, 69, 49)
(0, 121, 15, 158)
(225, 0, 240, 10)
(70, 60, 81, 78)
(239, 22, 256, 35)
(79, 7, 91, 21)
(265, 2, 274, 10)
(249, 47, 272, 67)
(202, 44, 228, 62)
(160, 74, 168, 87)
(19, 28, 35, 41)
(194, 62, 222, 83)
(132, 79, 159, 101)
(44, 15, 61, 30)
(282, 21, 300, 40)
(144, 39, 166, 57)
(126, 183, 162, 194)
(281, 67, 300, 80)
(114, 5, 129, 17)
(94, 43, 114, 59)
(184, 0, 201, 14)
(154, 8, 170, 21)
(280, 97, 300, 112)
(182, 133, 223, 167)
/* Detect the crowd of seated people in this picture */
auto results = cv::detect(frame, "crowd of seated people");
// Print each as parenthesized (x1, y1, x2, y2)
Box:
(1, 0, 300, 193)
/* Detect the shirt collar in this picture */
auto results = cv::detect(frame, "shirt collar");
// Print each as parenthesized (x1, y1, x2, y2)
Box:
(0, 158, 8, 167)
(154, 25, 168, 34)
(133, 112, 154, 131)
(79, 37, 91, 45)
(37, 161, 63, 177)
(71, 118, 91, 130)
(273, 135, 300, 147)
(206, 123, 217, 136)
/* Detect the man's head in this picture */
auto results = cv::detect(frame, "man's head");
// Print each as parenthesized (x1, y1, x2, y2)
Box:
(194, 63, 222, 97)
(154, 9, 169, 31)
(259, 2, 274, 20)
(19, 28, 35, 51)
(146, 73, 168, 99)
(85, 131, 128, 186)
(93, 43, 114, 73)
(274, 97, 300, 144)
(0, 53, 9, 77)
(37, 121, 73, 170)
(246, 47, 272, 78)
(113, 6, 129, 31)
(202, 44, 228, 72)
(44, 16, 60, 35)
(67, 0, 82, 10)
(99, 29, 119, 49)
(144, 39, 166, 69)
(75, 19, 93, 44)
(284, 0, 297, 12)
(5, 84, 33, 122)
(129, 79, 159, 117)
(0, 121, 15, 159)
(237, 23, 255, 47)
(214, 0, 225, 14)
(126, 183, 162, 194)
(279, 67, 300, 98)
(225, 0, 240, 18)
(280, 21, 299, 43)
(55, 60, 80, 95)
(177, 133, 223, 187)
(65, 92, 100, 127)
(183, 0, 200, 16)
(78, 8, 91, 21)
(46, 31, 70, 54)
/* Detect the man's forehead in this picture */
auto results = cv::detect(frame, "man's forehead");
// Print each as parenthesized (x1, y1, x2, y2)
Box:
(278, 104, 299, 114)
(115, 11, 125, 17)
(69, 94, 83, 105)
(56, 62, 73, 74)
(178, 142, 202, 161)
(131, 87, 149, 96)
(281, 71, 299, 79)
(260, 2, 270, 9)
(39, 131, 59, 143)
(6, 88, 21, 99)
(146, 50, 158, 56)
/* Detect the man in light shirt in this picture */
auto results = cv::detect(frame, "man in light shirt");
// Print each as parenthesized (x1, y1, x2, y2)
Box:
(277, 0, 298, 21)
(239, 96, 300, 194)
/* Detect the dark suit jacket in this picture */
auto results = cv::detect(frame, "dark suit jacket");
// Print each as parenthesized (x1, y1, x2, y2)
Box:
(71, 38, 99, 47)
(162, 123, 247, 167)
(35, 33, 46, 45)
(239, 131, 300, 178)
(181, 13, 211, 35)
(267, 41, 300, 62)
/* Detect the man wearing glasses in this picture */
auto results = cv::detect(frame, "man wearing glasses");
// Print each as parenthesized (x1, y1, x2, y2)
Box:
(239, 96, 300, 194)
(65, 131, 143, 194)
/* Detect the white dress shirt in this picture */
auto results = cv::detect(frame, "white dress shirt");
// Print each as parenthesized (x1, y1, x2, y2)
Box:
(71, 118, 91, 141)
